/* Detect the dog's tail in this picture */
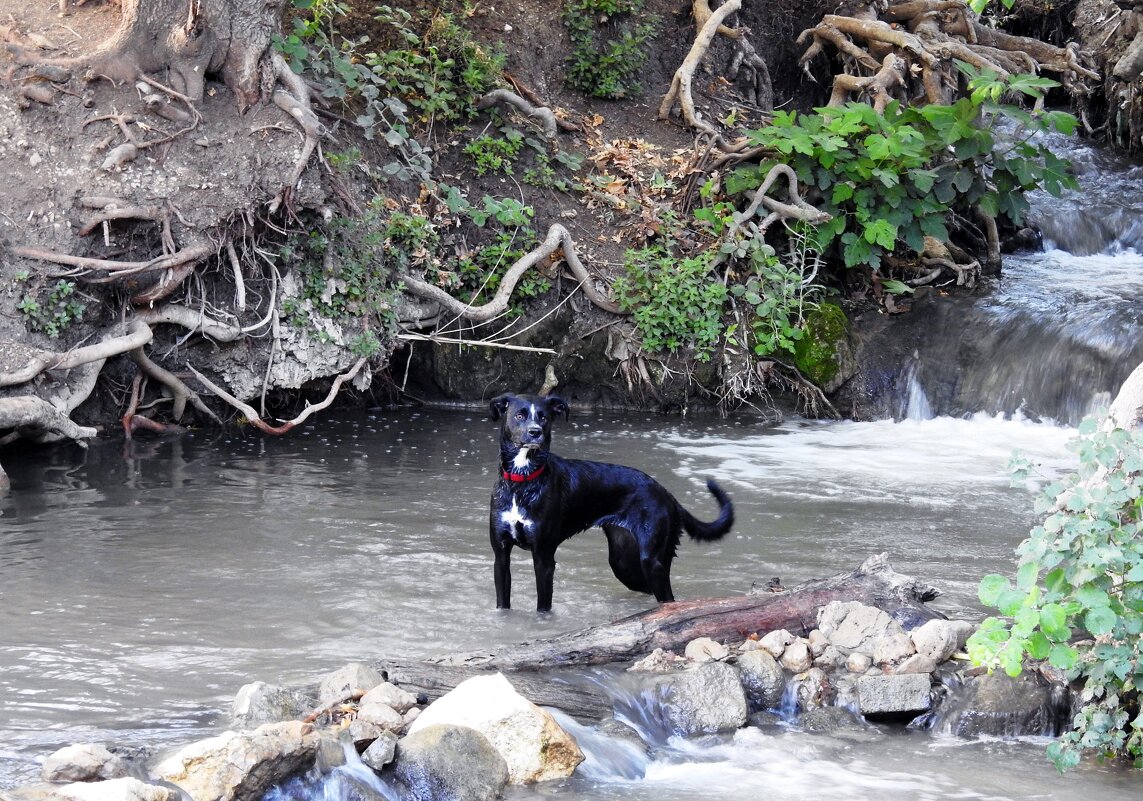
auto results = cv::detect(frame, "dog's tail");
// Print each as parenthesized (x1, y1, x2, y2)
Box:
(681, 479, 734, 541)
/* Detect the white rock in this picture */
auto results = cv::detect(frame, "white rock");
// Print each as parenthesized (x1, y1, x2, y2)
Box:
(407, 673, 583, 784)
(684, 637, 730, 662)
(56, 778, 176, 801)
(41, 743, 127, 783)
(779, 639, 814, 673)
(758, 629, 795, 659)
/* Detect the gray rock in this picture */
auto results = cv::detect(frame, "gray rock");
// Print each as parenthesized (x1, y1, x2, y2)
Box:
(652, 662, 748, 735)
(872, 630, 916, 665)
(389, 723, 509, 801)
(737, 649, 786, 710)
(800, 706, 872, 736)
(231, 681, 314, 729)
(895, 654, 939, 675)
(684, 637, 729, 663)
(361, 732, 398, 772)
(846, 652, 873, 674)
(856, 674, 932, 716)
(910, 619, 966, 664)
(319, 663, 386, 706)
(360, 682, 419, 715)
(789, 667, 832, 712)
(41, 743, 128, 783)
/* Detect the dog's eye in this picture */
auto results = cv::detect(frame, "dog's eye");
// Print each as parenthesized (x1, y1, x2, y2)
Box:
(514, 411, 525, 420)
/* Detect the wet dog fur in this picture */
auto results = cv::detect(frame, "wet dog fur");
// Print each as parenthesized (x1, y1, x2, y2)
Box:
(488, 393, 734, 611)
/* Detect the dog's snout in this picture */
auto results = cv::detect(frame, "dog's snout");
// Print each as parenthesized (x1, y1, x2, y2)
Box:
(527, 424, 544, 438)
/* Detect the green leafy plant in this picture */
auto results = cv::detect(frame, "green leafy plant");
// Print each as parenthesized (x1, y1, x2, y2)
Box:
(612, 245, 727, 360)
(18, 279, 87, 338)
(969, 0, 1016, 13)
(464, 129, 524, 175)
(967, 415, 1143, 771)
(562, 0, 659, 99)
(281, 199, 403, 339)
(736, 67, 1078, 270)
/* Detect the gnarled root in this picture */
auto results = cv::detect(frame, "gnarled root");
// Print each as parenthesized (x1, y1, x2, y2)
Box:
(401, 223, 623, 324)
(187, 357, 367, 435)
(659, 0, 744, 137)
(476, 88, 560, 139)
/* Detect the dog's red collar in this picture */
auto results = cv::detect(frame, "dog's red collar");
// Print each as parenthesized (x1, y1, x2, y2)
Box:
(502, 465, 546, 482)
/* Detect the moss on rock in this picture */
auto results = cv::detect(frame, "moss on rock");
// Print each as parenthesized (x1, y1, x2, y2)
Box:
(793, 302, 854, 392)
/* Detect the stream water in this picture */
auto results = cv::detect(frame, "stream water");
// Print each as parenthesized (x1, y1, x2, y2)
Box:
(2, 137, 1143, 798)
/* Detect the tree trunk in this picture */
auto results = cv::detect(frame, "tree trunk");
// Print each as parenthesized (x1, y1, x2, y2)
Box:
(89, 0, 286, 108)
(379, 555, 943, 718)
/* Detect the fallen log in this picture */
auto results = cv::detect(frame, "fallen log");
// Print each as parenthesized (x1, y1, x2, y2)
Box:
(381, 554, 943, 719)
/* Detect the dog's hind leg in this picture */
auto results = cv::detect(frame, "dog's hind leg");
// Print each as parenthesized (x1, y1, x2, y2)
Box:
(641, 554, 675, 603)
(603, 524, 652, 594)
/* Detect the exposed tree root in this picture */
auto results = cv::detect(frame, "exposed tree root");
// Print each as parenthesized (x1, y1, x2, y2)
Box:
(401, 223, 623, 324)
(799, 4, 1100, 114)
(0, 319, 152, 388)
(659, 0, 745, 136)
(476, 88, 560, 139)
(130, 346, 220, 424)
(187, 357, 367, 435)
(0, 396, 99, 445)
(723, 164, 832, 244)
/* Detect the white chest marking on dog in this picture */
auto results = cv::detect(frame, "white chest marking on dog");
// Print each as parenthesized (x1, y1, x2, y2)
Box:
(512, 448, 532, 470)
(500, 498, 534, 539)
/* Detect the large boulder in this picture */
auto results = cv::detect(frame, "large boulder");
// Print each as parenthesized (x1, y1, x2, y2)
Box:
(41, 743, 128, 783)
(151, 720, 318, 801)
(389, 723, 508, 801)
(406, 673, 583, 784)
(648, 662, 748, 735)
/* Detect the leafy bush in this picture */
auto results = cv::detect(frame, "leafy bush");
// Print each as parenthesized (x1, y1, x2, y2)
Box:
(736, 67, 1077, 270)
(562, 0, 659, 99)
(968, 415, 1143, 771)
(612, 245, 727, 360)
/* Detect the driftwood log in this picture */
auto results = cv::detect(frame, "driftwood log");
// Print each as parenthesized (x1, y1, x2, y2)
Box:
(382, 554, 942, 720)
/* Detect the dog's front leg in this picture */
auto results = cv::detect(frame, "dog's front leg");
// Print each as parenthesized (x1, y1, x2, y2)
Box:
(492, 537, 512, 609)
(532, 548, 556, 612)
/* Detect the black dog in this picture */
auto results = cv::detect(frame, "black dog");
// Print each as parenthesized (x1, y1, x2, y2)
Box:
(488, 393, 734, 611)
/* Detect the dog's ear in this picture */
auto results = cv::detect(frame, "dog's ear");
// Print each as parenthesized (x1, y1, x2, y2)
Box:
(546, 395, 570, 422)
(489, 394, 512, 420)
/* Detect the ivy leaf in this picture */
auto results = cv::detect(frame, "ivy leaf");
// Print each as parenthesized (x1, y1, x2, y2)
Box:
(1085, 606, 1118, 636)
(979, 574, 1011, 607)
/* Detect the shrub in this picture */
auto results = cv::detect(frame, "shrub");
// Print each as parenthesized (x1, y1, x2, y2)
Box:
(735, 67, 1078, 271)
(612, 245, 727, 360)
(562, 0, 659, 99)
(18, 278, 87, 338)
(968, 415, 1143, 771)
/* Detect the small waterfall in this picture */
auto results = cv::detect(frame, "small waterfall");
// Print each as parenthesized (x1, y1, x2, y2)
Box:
(851, 134, 1143, 425)
(897, 357, 933, 421)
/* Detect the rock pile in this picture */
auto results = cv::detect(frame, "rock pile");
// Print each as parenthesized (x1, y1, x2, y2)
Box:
(8, 602, 1067, 801)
